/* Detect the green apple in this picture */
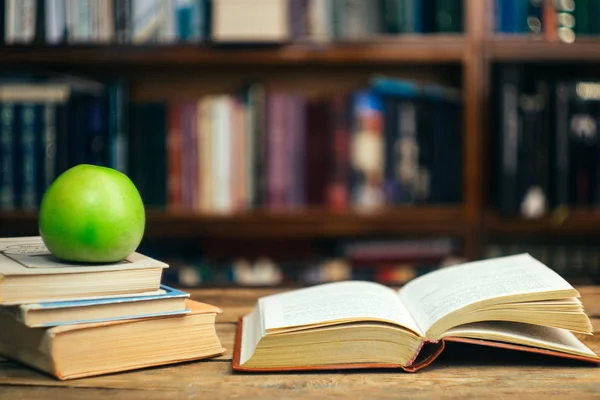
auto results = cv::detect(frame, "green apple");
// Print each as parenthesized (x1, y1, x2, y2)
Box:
(39, 164, 146, 263)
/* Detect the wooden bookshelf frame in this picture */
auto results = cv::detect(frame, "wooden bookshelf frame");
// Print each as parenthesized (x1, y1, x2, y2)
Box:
(1, 0, 599, 260)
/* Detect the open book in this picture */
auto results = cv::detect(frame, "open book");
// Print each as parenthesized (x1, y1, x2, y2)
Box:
(233, 254, 600, 372)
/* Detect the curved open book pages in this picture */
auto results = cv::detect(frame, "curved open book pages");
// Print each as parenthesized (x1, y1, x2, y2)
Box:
(235, 254, 599, 370)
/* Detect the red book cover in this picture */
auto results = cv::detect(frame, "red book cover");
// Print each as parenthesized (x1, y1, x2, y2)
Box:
(327, 94, 350, 210)
(167, 102, 183, 210)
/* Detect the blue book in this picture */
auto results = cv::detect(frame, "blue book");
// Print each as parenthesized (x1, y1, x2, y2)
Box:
(8, 285, 190, 328)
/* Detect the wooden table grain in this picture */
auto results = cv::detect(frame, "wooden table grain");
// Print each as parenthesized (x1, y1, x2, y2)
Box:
(1, 286, 600, 399)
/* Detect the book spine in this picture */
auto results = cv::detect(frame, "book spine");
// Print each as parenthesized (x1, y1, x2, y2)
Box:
(349, 91, 385, 210)
(34, 0, 46, 43)
(397, 100, 419, 204)
(327, 94, 348, 209)
(380, 0, 400, 34)
(568, 85, 598, 207)
(45, 0, 66, 44)
(267, 94, 286, 209)
(107, 79, 128, 173)
(176, 0, 192, 40)
(150, 103, 167, 208)
(180, 101, 191, 210)
(425, 94, 443, 204)
(0, 103, 15, 210)
(188, 0, 204, 42)
(35, 104, 47, 205)
(229, 97, 240, 212)
(21, 104, 37, 210)
(574, 0, 589, 34)
(167, 102, 183, 210)
(554, 82, 569, 208)
(498, 66, 520, 214)
(526, 0, 544, 34)
(0, 0, 4, 44)
(214, 97, 232, 213)
(5, 0, 16, 44)
(383, 96, 399, 203)
(85, 96, 108, 166)
(114, 0, 131, 43)
(159, 0, 176, 43)
(43, 103, 57, 194)
(250, 84, 266, 209)
(434, 0, 462, 32)
(189, 100, 198, 211)
(199, 97, 212, 212)
(54, 102, 69, 176)
(543, 0, 557, 41)
(195, 98, 204, 212)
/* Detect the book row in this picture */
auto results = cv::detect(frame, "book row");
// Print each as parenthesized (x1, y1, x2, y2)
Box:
(493, 65, 600, 217)
(0, 76, 463, 212)
(0, 76, 128, 211)
(1, 0, 464, 46)
(157, 237, 461, 286)
(493, 0, 600, 43)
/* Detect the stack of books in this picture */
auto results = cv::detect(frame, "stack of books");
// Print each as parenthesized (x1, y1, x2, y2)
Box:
(0, 236, 225, 380)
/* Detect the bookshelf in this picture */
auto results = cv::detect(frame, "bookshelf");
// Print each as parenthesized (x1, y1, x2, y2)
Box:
(485, 37, 600, 62)
(0, 37, 467, 65)
(1, 206, 468, 239)
(485, 210, 600, 237)
(4, 0, 600, 285)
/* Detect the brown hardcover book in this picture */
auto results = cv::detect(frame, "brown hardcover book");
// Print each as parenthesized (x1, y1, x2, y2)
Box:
(0, 300, 225, 380)
(233, 254, 600, 372)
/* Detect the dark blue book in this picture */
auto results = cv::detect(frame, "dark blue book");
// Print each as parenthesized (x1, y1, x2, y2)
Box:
(7, 285, 190, 328)
(0, 103, 15, 210)
(424, 84, 462, 204)
(20, 104, 37, 210)
(371, 76, 421, 204)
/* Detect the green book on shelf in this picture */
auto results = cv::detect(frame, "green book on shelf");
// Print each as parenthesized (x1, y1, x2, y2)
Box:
(434, 0, 462, 33)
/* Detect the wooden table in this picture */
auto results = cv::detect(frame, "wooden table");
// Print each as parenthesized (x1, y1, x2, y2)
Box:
(2, 286, 600, 399)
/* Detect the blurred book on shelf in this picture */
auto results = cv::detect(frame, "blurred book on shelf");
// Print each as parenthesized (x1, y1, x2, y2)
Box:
(492, 0, 600, 43)
(0, 74, 127, 211)
(1, 0, 464, 46)
(0, 73, 462, 213)
(493, 64, 600, 218)
(484, 240, 600, 285)
(151, 236, 462, 287)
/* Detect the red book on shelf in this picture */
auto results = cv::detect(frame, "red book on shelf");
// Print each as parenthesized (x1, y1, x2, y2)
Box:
(167, 102, 183, 210)
(327, 94, 350, 210)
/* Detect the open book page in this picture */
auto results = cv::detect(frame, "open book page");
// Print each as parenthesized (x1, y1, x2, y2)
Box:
(440, 321, 599, 359)
(399, 254, 578, 337)
(259, 281, 422, 336)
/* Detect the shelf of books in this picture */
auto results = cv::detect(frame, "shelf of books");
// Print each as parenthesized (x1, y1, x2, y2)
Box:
(485, 210, 600, 237)
(1, 207, 469, 239)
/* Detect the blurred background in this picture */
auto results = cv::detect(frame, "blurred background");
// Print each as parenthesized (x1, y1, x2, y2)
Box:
(1, 0, 600, 288)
